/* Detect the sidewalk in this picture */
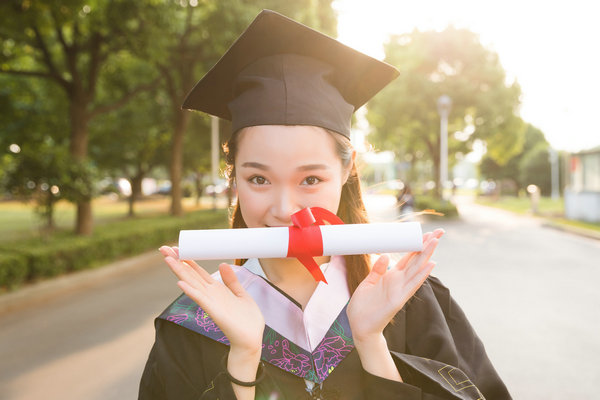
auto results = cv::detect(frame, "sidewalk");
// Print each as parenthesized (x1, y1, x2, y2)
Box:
(470, 195, 600, 241)
(0, 249, 164, 316)
(541, 219, 600, 240)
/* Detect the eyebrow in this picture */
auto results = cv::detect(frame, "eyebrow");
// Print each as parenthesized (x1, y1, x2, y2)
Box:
(240, 162, 330, 172)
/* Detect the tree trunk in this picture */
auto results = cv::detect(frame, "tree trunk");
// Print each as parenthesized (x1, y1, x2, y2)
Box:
(169, 109, 190, 216)
(45, 192, 56, 232)
(195, 172, 204, 207)
(76, 201, 93, 235)
(69, 100, 93, 235)
(128, 173, 144, 217)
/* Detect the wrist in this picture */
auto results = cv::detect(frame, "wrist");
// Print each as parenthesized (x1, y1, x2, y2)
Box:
(227, 346, 262, 382)
(229, 343, 262, 359)
(354, 334, 403, 382)
(353, 332, 388, 355)
(221, 353, 265, 387)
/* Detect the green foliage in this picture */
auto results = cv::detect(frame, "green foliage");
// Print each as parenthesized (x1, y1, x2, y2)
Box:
(479, 122, 550, 194)
(414, 195, 459, 218)
(1, 0, 339, 230)
(367, 27, 523, 194)
(0, 208, 228, 290)
(0, 73, 72, 227)
(519, 142, 551, 195)
(2, 123, 99, 229)
(0, 252, 29, 289)
(0, 0, 162, 233)
(90, 85, 170, 193)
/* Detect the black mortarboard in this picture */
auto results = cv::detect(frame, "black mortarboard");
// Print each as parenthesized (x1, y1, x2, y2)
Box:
(182, 10, 399, 138)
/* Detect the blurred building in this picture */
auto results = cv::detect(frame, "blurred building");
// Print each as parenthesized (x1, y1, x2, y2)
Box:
(565, 146, 600, 222)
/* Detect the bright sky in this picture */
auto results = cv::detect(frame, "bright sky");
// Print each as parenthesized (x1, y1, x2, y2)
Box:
(333, 0, 600, 153)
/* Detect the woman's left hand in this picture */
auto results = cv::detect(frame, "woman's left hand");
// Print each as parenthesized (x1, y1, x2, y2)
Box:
(347, 229, 444, 342)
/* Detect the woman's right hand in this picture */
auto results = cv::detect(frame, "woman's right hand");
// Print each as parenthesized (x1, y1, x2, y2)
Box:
(159, 246, 265, 355)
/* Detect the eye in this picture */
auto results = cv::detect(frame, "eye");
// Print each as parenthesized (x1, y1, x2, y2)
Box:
(301, 176, 322, 186)
(249, 175, 269, 185)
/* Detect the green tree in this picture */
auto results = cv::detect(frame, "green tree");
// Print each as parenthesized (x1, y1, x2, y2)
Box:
(90, 86, 171, 216)
(367, 27, 522, 197)
(182, 113, 214, 206)
(0, 0, 158, 234)
(519, 143, 552, 195)
(136, 0, 338, 216)
(0, 74, 76, 231)
(480, 122, 549, 194)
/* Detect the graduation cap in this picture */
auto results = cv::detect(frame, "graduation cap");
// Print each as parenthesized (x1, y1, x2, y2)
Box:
(182, 9, 399, 138)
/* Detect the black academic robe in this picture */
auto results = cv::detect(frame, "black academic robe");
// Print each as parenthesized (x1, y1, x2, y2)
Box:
(138, 274, 511, 400)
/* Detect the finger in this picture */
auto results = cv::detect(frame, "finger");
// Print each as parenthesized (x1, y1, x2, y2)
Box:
(182, 259, 215, 283)
(372, 254, 389, 274)
(421, 232, 433, 244)
(177, 280, 212, 309)
(413, 237, 439, 265)
(362, 254, 389, 285)
(404, 261, 436, 299)
(394, 231, 432, 270)
(404, 238, 438, 276)
(165, 256, 205, 289)
(433, 228, 445, 238)
(162, 246, 214, 283)
(219, 263, 246, 297)
(159, 246, 176, 258)
(396, 233, 438, 272)
(394, 251, 418, 271)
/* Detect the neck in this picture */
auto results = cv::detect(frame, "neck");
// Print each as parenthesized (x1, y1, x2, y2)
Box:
(259, 256, 330, 307)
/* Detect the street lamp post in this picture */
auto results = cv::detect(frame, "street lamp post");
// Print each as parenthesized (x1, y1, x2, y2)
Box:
(437, 95, 452, 200)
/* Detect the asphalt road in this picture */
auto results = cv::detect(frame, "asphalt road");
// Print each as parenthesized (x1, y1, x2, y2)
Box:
(370, 195, 600, 399)
(1, 195, 598, 399)
(0, 251, 216, 400)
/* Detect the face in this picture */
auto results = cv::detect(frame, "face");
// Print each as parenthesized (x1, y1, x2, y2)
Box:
(235, 125, 352, 228)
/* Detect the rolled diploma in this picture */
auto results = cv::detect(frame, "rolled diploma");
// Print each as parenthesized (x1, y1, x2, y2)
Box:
(178, 222, 423, 260)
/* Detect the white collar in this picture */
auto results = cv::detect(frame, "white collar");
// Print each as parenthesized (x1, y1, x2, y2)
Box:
(214, 256, 350, 352)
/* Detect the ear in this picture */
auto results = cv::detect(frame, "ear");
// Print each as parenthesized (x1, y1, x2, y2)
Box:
(342, 150, 357, 185)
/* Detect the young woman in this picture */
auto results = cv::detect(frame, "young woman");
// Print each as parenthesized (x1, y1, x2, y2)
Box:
(139, 10, 511, 400)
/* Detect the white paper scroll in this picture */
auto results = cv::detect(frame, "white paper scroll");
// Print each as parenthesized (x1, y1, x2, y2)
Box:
(178, 222, 423, 260)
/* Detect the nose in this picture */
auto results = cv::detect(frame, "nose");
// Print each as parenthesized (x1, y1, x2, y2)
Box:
(270, 187, 301, 224)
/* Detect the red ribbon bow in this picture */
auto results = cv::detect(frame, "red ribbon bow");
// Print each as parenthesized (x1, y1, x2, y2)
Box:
(286, 207, 344, 283)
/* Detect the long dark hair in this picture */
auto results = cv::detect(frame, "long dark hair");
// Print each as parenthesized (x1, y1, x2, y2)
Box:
(223, 128, 371, 294)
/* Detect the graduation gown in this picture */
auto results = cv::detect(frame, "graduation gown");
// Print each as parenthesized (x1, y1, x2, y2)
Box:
(138, 256, 511, 399)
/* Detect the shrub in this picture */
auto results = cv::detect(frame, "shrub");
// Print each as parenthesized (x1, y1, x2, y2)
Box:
(415, 195, 459, 218)
(0, 252, 28, 289)
(0, 209, 228, 290)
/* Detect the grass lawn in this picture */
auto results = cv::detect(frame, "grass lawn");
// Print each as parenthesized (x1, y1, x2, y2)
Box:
(476, 195, 600, 233)
(476, 195, 564, 216)
(0, 195, 227, 242)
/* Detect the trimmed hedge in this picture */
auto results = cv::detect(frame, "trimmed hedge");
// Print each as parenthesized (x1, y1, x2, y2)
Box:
(0, 209, 228, 290)
(0, 252, 29, 289)
(415, 195, 459, 218)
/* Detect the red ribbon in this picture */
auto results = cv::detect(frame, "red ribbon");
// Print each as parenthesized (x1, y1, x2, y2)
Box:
(287, 207, 344, 283)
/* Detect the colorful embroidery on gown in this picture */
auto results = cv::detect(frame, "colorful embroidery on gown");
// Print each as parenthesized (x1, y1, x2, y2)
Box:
(159, 293, 355, 383)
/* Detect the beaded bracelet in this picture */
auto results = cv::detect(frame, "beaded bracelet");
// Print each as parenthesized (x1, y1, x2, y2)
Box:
(220, 353, 266, 387)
